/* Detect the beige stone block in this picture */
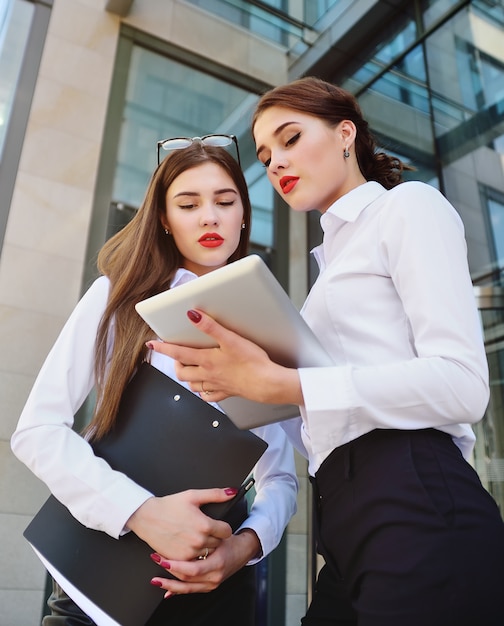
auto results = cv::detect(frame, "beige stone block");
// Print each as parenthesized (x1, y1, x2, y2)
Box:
(171, 5, 250, 72)
(124, 0, 174, 38)
(0, 372, 34, 440)
(288, 475, 308, 535)
(6, 172, 92, 262)
(0, 245, 82, 317)
(246, 37, 288, 85)
(28, 78, 109, 143)
(0, 306, 67, 376)
(19, 124, 100, 190)
(48, 0, 118, 57)
(128, 0, 287, 85)
(0, 588, 46, 626)
(0, 511, 48, 588)
(285, 532, 308, 594)
(0, 442, 50, 515)
(37, 36, 114, 96)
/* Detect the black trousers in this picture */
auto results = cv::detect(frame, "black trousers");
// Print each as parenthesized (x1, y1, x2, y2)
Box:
(43, 565, 256, 626)
(302, 428, 504, 626)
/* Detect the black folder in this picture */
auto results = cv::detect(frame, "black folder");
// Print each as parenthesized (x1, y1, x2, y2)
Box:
(23, 363, 268, 626)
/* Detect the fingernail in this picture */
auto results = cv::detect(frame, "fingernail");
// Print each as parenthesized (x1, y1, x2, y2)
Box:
(151, 553, 171, 569)
(187, 309, 202, 323)
(164, 591, 173, 599)
(150, 579, 163, 587)
(146, 341, 154, 350)
(225, 487, 238, 495)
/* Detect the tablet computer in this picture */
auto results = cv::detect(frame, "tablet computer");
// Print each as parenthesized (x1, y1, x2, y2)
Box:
(135, 254, 333, 429)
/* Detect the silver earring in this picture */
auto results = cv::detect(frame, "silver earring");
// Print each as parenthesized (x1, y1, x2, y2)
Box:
(164, 228, 171, 235)
(241, 223, 246, 230)
(344, 148, 350, 158)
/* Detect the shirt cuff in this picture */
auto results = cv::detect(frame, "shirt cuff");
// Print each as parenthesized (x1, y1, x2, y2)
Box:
(299, 365, 357, 456)
(236, 512, 275, 565)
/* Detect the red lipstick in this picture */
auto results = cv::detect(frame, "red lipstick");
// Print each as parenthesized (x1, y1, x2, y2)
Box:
(280, 176, 299, 194)
(198, 232, 224, 248)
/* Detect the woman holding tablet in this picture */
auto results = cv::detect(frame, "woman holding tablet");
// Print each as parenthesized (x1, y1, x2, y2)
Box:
(149, 78, 504, 625)
(11, 138, 297, 625)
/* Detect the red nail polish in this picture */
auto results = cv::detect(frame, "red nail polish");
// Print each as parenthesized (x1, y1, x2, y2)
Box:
(150, 579, 163, 587)
(150, 553, 161, 563)
(187, 309, 202, 323)
(146, 341, 154, 350)
(225, 487, 238, 496)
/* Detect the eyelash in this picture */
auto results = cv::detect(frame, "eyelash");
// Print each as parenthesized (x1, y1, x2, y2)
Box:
(178, 200, 235, 210)
(287, 132, 301, 146)
(262, 132, 301, 169)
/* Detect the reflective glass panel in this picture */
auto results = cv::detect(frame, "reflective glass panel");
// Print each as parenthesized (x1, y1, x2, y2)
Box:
(344, 43, 436, 184)
(474, 310, 504, 516)
(0, 0, 34, 159)
(487, 191, 504, 269)
(112, 45, 274, 248)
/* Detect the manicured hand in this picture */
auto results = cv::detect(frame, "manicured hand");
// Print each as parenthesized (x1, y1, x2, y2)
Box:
(147, 309, 303, 407)
(149, 529, 261, 597)
(126, 488, 238, 561)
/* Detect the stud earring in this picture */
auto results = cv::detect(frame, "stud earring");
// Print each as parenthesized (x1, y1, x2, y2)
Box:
(241, 223, 246, 230)
(343, 148, 350, 158)
(164, 228, 171, 235)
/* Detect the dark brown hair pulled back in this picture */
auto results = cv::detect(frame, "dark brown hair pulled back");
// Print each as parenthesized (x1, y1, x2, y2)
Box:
(252, 76, 411, 189)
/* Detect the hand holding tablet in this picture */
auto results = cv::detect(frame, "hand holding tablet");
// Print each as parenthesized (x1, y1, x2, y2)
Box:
(136, 255, 333, 428)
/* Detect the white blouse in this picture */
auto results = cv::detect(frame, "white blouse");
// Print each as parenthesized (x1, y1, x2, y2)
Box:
(11, 268, 298, 562)
(296, 181, 489, 476)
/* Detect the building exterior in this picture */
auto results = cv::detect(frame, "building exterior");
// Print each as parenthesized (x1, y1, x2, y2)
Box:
(1, 1, 503, 624)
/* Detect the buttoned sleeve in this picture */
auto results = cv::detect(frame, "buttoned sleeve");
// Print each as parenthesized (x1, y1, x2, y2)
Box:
(236, 421, 298, 563)
(299, 182, 488, 465)
(11, 277, 152, 538)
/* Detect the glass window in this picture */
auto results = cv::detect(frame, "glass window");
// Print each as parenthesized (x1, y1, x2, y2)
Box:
(474, 312, 504, 516)
(483, 186, 504, 270)
(0, 0, 34, 159)
(342, 44, 436, 183)
(422, 0, 463, 29)
(339, 14, 419, 92)
(186, 0, 296, 46)
(112, 44, 273, 249)
(473, 0, 504, 27)
(427, 5, 504, 137)
(305, 0, 339, 26)
(455, 39, 504, 113)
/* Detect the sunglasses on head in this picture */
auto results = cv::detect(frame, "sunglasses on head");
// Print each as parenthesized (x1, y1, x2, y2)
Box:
(156, 134, 241, 167)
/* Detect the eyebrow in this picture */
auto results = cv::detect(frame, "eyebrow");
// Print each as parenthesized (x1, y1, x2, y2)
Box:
(172, 188, 238, 199)
(256, 121, 297, 158)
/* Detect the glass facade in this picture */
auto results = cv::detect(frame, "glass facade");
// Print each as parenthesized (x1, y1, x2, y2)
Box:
(111, 42, 276, 251)
(326, 0, 504, 514)
(0, 0, 34, 159)
(3, 1, 504, 624)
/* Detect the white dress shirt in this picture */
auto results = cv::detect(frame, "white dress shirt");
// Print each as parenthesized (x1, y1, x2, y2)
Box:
(11, 268, 297, 562)
(294, 181, 489, 476)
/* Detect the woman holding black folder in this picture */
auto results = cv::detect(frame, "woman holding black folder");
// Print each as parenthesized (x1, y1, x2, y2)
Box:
(148, 77, 504, 626)
(11, 139, 297, 625)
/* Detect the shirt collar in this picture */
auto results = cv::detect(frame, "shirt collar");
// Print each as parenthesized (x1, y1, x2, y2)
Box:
(311, 182, 388, 269)
(320, 181, 387, 230)
(170, 267, 198, 288)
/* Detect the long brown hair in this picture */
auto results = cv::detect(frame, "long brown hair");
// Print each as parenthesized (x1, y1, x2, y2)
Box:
(86, 143, 251, 440)
(252, 76, 412, 189)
